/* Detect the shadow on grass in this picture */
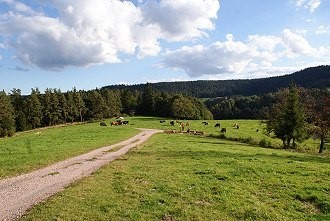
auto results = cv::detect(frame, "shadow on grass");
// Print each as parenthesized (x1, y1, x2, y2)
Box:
(153, 149, 330, 164)
(129, 117, 166, 121)
(149, 136, 330, 165)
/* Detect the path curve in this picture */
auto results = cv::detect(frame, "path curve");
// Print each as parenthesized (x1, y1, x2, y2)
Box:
(0, 128, 162, 221)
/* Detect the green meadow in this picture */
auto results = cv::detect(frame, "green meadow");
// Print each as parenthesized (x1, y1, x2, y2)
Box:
(21, 132, 330, 220)
(0, 122, 139, 178)
(0, 117, 329, 220)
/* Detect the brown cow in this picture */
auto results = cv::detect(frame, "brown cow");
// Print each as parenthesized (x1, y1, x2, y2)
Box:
(111, 121, 119, 126)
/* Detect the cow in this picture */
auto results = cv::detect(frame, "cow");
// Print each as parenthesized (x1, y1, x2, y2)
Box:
(170, 121, 175, 126)
(202, 121, 208, 125)
(111, 121, 119, 126)
(194, 131, 205, 135)
(215, 123, 221, 127)
(122, 120, 129, 125)
(100, 122, 107, 126)
(160, 120, 166, 123)
(220, 128, 227, 133)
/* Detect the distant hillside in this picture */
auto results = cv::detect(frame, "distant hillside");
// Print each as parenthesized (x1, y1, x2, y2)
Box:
(103, 65, 330, 97)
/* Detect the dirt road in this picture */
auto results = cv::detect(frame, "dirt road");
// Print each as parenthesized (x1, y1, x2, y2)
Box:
(0, 128, 162, 221)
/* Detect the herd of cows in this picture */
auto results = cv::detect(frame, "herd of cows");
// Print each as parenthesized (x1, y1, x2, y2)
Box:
(99, 120, 129, 126)
(99, 118, 244, 135)
(161, 120, 235, 134)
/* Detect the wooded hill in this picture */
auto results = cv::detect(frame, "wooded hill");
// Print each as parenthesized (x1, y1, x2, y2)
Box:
(103, 65, 330, 98)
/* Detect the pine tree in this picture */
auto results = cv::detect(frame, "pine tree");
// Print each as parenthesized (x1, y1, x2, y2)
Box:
(50, 89, 61, 125)
(25, 88, 42, 129)
(66, 91, 77, 123)
(10, 88, 27, 131)
(0, 90, 15, 137)
(57, 89, 68, 124)
(137, 83, 155, 115)
(42, 88, 52, 126)
(85, 90, 108, 120)
(102, 89, 122, 117)
(266, 84, 306, 148)
(72, 88, 85, 122)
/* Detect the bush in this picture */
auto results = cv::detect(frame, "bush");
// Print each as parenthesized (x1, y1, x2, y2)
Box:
(259, 138, 268, 148)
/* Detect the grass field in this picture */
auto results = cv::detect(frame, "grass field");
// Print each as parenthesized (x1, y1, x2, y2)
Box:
(21, 133, 330, 221)
(0, 117, 328, 179)
(0, 122, 139, 178)
(117, 117, 328, 154)
(1, 117, 329, 220)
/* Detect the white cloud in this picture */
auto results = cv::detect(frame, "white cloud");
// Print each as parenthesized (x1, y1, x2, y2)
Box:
(161, 29, 330, 78)
(296, 0, 305, 7)
(307, 0, 321, 12)
(316, 25, 330, 35)
(141, 0, 219, 41)
(282, 29, 314, 56)
(161, 36, 260, 77)
(0, 0, 37, 15)
(0, 0, 220, 70)
(295, 0, 321, 12)
(247, 34, 282, 52)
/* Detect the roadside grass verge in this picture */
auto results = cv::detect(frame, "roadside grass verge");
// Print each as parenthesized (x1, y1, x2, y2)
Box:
(0, 122, 138, 178)
(21, 133, 330, 221)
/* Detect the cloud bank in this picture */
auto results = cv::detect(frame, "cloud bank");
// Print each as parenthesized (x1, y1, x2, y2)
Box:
(161, 29, 330, 78)
(0, 0, 220, 70)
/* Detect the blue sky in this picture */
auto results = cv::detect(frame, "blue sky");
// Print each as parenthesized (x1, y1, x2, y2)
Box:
(0, 0, 329, 94)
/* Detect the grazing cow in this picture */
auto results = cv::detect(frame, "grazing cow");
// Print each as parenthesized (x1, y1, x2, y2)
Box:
(180, 122, 185, 132)
(215, 123, 221, 127)
(122, 120, 129, 125)
(194, 131, 205, 135)
(111, 121, 119, 126)
(256, 129, 259, 132)
(202, 122, 208, 126)
(100, 122, 107, 126)
(160, 120, 166, 123)
(170, 121, 175, 126)
(220, 128, 227, 133)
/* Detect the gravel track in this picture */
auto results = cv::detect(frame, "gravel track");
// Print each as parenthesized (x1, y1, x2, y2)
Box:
(0, 128, 162, 221)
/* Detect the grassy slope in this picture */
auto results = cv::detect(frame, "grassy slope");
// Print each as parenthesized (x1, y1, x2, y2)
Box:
(0, 122, 139, 178)
(124, 117, 328, 154)
(0, 116, 327, 179)
(21, 133, 330, 221)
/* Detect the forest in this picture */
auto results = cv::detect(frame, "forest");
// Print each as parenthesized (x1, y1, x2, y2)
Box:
(0, 84, 213, 137)
(103, 65, 330, 97)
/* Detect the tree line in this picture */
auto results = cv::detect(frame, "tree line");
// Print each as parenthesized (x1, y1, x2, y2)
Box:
(0, 84, 213, 138)
(103, 65, 330, 98)
(0, 82, 328, 153)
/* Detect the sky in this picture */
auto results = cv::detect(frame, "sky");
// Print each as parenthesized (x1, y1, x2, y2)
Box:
(0, 0, 329, 94)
